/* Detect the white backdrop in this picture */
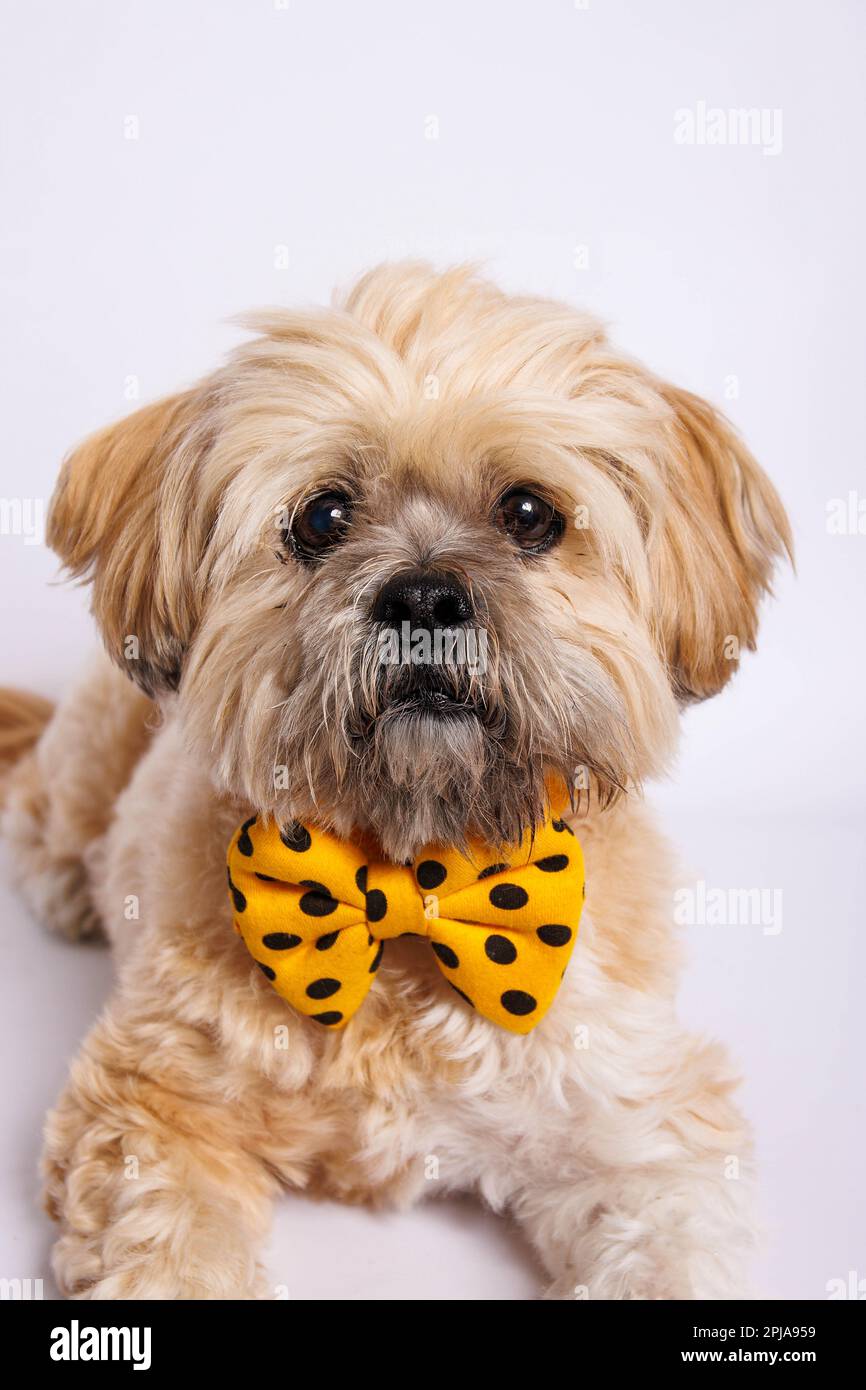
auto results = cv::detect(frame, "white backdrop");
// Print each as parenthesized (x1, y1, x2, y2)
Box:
(1, 0, 864, 1300)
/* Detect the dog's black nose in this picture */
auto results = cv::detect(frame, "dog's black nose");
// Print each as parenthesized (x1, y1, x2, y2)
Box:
(372, 569, 473, 630)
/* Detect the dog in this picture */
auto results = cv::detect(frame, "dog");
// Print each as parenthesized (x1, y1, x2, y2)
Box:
(0, 263, 791, 1298)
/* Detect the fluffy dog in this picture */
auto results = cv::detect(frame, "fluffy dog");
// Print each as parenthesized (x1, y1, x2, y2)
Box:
(1, 264, 791, 1298)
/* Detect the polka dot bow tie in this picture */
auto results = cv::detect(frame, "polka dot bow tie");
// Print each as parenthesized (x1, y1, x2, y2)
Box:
(226, 809, 585, 1035)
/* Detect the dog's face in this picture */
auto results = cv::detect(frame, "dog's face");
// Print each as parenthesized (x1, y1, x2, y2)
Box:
(48, 265, 791, 859)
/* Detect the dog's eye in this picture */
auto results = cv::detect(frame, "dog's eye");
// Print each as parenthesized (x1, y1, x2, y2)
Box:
(288, 491, 352, 560)
(493, 489, 563, 553)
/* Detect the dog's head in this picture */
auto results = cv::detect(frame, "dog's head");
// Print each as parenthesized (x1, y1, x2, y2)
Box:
(49, 264, 791, 859)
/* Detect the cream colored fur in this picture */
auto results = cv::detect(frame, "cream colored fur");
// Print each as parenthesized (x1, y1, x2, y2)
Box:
(1, 264, 791, 1299)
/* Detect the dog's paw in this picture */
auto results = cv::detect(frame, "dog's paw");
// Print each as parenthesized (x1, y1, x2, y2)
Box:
(29, 855, 104, 942)
(543, 1265, 697, 1301)
(2, 765, 104, 941)
(52, 1228, 268, 1301)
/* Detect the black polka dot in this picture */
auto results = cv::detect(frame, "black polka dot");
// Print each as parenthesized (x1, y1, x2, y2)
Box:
(298, 880, 338, 916)
(552, 818, 575, 836)
(366, 888, 387, 922)
(501, 989, 537, 1016)
(355, 865, 368, 893)
(227, 868, 246, 914)
(485, 934, 517, 965)
(311, 1011, 343, 1026)
(431, 941, 459, 969)
(369, 941, 384, 973)
(448, 982, 474, 1008)
(263, 932, 302, 950)
(306, 977, 341, 1000)
(315, 930, 339, 951)
(257, 961, 276, 981)
(237, 816, 256, 856)
(489, 883, 529, 910)
(536, 854, 569, 873)
(280, 821, 312, 852)
(537, 923, 572, 947)
(416, 859, 447, 890)
(254, 872, 277, 882)
(477, 862, 509, 880)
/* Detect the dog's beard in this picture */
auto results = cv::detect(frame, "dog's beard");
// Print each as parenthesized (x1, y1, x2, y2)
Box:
(342, 634, 542, 857)
(182, 564, 658, 863)
(250, 620, 631, 861)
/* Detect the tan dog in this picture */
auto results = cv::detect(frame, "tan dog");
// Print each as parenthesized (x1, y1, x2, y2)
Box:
(1, 264, 791, 1298)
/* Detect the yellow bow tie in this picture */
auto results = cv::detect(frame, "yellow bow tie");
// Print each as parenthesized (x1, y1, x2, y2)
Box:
(226, 810, 585, 1035)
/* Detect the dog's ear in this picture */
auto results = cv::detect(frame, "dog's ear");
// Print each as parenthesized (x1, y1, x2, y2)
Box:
(650, 383, 792, 702)
(47, 390, 211, 696)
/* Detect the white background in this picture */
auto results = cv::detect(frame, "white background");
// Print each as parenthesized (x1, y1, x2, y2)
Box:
(1, 0, 863, 1299)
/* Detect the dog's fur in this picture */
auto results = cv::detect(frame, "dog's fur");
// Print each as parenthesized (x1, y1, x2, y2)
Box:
(1, 264, 791, 1298)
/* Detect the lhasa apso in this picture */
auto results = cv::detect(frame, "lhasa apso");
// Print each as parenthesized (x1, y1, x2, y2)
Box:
(0, 264, 790, 1298)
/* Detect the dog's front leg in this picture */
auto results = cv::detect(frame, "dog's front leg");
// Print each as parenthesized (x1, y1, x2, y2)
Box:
(510, 1034, 756, 1300)
(42, 999, 280, 1300)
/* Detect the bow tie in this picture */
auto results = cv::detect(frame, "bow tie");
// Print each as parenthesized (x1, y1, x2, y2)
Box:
(226, 809, 585, 1035)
